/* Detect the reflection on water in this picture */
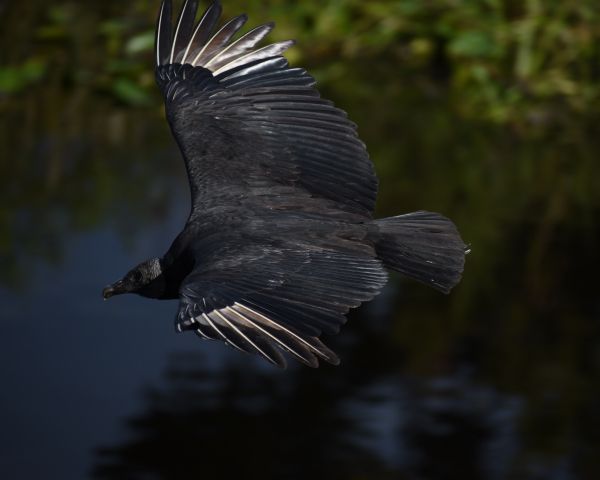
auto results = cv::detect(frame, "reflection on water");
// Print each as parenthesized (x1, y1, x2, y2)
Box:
(92, 350, 528, 480)
(1, 1, 600, 479)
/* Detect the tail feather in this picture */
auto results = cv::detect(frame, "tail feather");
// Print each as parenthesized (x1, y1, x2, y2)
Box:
(374, 211, 467, 294)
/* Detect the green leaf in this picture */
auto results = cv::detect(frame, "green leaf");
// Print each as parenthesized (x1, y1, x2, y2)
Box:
(0, 59, 46, 94)
(125, 31, 155, 55)
(449, 31, 498, 58)
(111, 78, 152, 106)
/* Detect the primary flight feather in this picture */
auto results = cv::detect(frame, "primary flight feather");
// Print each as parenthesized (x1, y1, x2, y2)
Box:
(103, 0, 467, 368)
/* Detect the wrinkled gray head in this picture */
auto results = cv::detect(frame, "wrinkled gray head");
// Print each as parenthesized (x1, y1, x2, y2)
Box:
(103, 258, 163, 299)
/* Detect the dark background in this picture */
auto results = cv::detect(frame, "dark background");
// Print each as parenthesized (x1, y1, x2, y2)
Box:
(1, 1, 599, 479)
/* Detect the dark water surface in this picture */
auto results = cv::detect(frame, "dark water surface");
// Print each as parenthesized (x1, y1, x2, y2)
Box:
(1, 2, 600, 479)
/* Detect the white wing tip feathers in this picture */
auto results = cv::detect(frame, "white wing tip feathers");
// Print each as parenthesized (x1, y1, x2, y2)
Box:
(156, 0, 294, 75)
(185, 300, 340, 368)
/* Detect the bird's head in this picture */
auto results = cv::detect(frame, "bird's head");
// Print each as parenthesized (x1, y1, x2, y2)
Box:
(103, 258, 163, 299)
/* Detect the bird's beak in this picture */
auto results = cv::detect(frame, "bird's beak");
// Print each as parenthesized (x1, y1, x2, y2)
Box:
(103, 280, 126, 300)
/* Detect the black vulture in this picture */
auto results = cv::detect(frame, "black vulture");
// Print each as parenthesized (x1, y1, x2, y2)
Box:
(103, 0, 467, 368)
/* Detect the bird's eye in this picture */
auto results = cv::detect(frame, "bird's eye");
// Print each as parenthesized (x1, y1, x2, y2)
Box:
(134, 271, 143, 282)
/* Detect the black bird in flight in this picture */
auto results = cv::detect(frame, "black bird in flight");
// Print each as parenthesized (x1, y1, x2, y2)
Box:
(103, 0, 467, 368)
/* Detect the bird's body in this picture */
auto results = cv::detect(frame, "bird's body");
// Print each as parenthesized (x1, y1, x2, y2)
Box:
(104, 0, 467, 368)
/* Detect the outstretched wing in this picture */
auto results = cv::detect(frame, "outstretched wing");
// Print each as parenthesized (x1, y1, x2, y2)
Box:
(155, 0, 378, 216)
(175, 239, 387, 368)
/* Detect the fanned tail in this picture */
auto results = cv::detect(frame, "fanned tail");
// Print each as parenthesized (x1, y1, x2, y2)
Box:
(374, 211, 468, 294)
(155, 0, 294, 74)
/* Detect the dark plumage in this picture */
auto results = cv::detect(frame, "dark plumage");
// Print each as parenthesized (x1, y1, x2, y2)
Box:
(103, 0, 468, 368)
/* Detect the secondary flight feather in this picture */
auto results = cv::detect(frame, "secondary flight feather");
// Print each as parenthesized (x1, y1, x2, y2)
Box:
(103, 0, 468, 368)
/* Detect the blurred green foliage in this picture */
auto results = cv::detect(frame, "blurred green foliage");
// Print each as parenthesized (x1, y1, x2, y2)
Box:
(3, 1, 600, 120)
(264, 0, 600, 124)
(0, 58, 47, 94)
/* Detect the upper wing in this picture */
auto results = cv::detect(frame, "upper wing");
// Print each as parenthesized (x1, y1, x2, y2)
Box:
(175, 238, 387, 368)
(155, 0, 378, 216)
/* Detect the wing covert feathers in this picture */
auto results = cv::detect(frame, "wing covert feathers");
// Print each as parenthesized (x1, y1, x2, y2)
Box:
(154, 0, 379, 215)
(176, 247, 387, 368)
